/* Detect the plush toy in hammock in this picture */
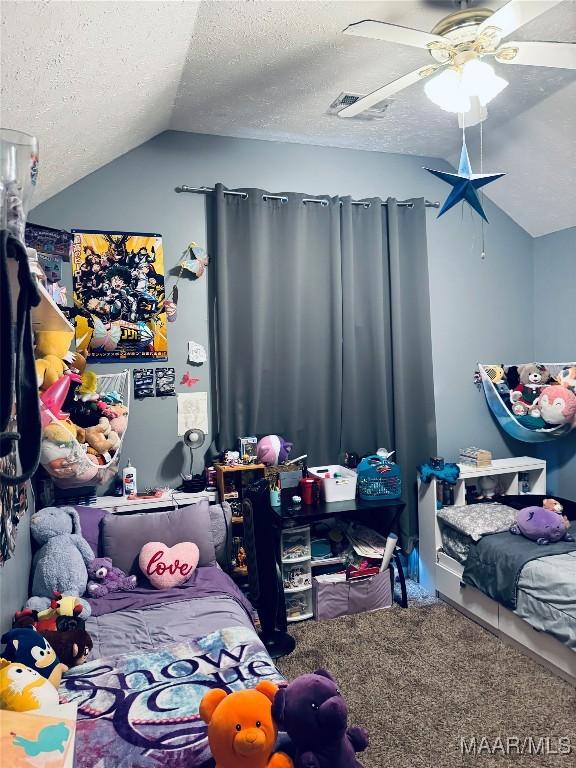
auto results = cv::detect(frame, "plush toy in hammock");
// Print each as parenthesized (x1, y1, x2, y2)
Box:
(200, 681, 293, 768)
(510, 498, 574, 545)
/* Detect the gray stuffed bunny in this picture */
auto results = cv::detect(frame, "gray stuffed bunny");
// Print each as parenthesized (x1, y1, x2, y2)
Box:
(28, 506, 95, 603)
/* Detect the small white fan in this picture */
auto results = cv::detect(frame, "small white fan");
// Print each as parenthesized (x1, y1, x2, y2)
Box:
(182, 428, 206, 481)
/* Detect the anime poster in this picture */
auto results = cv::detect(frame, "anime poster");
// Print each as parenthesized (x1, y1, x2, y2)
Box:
(71, 231, 167, 362)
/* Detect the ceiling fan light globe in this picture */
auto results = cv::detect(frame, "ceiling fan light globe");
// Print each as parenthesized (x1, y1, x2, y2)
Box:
(424, 69, 471, 113)
(461, 59, 508, 106)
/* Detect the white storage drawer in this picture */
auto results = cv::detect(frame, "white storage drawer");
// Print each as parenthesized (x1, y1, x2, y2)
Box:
(436, 563, 498, 628)
(281, 525, 311, 562)
(285, 588, 313, 623)
(283, 560, 312, 592)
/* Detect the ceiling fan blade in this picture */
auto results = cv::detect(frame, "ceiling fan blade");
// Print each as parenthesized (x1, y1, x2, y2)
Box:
(496, 41, 576, 69)
(338, 66, 441, 118)
(343, 19, 446, 50)
(478, 0, 564, 40)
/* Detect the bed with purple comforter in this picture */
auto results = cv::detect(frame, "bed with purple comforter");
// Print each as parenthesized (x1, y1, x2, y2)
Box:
(58, 566, 283, 768)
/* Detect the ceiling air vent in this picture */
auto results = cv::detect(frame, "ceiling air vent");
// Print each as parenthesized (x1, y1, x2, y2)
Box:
(327, 92, 390, 120)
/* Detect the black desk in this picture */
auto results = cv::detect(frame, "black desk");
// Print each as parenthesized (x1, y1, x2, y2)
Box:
(271, 494, 405, 532)
(244, 482, 406, 658)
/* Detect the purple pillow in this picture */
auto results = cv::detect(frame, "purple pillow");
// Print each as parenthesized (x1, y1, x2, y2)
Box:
(101, 499, 217, 576)
(75, 505, 108, 558)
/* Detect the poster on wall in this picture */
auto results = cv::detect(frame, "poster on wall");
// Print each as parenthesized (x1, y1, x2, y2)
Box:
(25, 222, 73, 282)
(71, 230, 168, 362)
(25, 222, 72, 259)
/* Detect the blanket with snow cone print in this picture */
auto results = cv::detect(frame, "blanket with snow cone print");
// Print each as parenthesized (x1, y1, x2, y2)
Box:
(58, 626, 283, 767)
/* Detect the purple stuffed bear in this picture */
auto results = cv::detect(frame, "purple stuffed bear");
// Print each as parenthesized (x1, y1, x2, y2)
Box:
(271, 669, 369, 768)
(86, 557, 137, 597)
(510, 505, 574, 546)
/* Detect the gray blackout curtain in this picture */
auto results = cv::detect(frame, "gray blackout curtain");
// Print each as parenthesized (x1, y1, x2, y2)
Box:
(210, 185, 436, 551)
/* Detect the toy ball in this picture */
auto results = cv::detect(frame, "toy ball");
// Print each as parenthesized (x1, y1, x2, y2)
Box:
(539, 385, 576, 425)
(256, 435, 293, 466)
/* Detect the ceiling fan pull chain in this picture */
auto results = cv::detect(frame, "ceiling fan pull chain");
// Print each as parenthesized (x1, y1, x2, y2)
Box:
(480, 119, 486, 260)
(480, 119, 483, 175)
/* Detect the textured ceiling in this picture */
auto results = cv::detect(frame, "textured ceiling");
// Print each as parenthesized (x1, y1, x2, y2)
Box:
(1, 1, 201, 204)
(2, 0, 575, 236)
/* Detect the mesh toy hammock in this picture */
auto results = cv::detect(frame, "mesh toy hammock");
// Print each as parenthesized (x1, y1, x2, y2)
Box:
(40, 369, 130, 488)
(479, 363, 576, 443)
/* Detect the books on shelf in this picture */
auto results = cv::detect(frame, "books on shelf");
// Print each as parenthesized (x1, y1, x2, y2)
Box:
(459, 447, 492, 467)
(346, 522, 388, 558)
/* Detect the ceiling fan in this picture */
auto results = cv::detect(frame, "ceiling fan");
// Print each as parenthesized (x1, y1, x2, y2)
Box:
(339, 0, 576, 121)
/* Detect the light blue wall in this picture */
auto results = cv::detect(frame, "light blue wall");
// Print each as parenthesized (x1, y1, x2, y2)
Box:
(29, 131, 537, 489)
(0, 514, 31, 634)
(533, 226, 576, 499)
(0, 131, 546, 630)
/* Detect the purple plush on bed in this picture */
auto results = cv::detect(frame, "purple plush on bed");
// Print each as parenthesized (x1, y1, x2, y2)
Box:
(86, 564, 255, 619)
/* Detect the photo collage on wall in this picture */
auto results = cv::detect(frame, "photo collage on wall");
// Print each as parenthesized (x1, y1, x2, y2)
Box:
(133, 367, 176, 399)
(71, 230, 168, 362)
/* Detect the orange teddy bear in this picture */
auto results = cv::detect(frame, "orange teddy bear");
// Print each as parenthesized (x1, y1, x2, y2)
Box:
(200, 681, 293, 768)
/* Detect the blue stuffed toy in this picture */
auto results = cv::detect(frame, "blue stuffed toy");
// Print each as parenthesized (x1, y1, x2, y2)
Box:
(1, 627, 67, 687)
(418, 462, 460, 485)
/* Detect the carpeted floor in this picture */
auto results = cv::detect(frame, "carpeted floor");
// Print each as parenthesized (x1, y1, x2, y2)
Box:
(276, 598, 576, 767)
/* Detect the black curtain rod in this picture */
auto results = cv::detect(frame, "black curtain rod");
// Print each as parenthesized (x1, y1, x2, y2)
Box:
(175, 185, 440, 209)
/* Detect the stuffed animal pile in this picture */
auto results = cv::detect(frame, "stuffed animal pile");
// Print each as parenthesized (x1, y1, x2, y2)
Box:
(200, 669, 369, 768)
(0, 620, 94, 712)
(0, 626, 69, 712)
(35, 328, 128, 484)
(12, 608, 94, 671)
(0, 505, 141, 713)
(506, 363, 576, 430)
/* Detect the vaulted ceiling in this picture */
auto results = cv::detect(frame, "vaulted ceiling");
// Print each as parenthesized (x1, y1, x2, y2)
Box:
(2, 0, 575, 236)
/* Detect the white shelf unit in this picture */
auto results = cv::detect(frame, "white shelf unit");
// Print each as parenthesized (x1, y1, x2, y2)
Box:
(419, 457, 546, 595)
(418, 457, 575, 684)
(451, 458, 546, 506)
(281, 525, 313, 622)
(93, 490, 216, 514)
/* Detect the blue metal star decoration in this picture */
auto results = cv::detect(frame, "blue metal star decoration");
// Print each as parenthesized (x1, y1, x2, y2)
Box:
(424, 141, 505, 222)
